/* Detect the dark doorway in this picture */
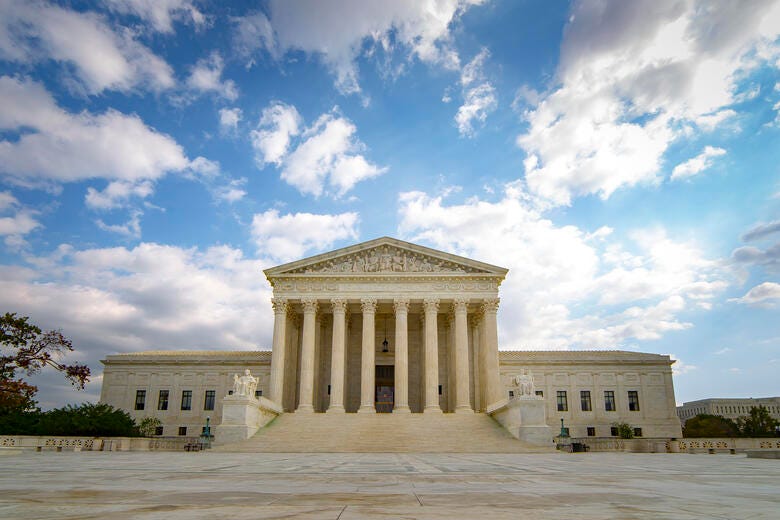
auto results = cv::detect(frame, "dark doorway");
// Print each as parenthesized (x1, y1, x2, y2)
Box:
(375, 365, 394, 413)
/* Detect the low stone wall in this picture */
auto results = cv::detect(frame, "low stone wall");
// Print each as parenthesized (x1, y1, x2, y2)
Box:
(0, 435, 201, 452)
(565, 436, 780, 454)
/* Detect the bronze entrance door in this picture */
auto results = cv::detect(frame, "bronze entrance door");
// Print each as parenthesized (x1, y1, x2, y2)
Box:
(375, 365, 394, 413)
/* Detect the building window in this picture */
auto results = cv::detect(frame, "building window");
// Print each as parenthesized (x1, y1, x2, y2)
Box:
(438, 385, 442, 395)
(509, 390, 515, 398)
(556, 391, 568, 412)
(535, 390, 544, 397)
(604, 390, 616, 412)
(204, 390, 215, 411)
(628, 390, 640, 411)
(178, 426, 187, 436)
(580, 390, 592, 411)
(158, 390, 169, 410)
(181, 390, 192, 411)
(633, 427, 643, 437)
(255, 389, 263, 398)
(610, 426, 618, 436)
(587, 426, 596, 437)
(154, 426, 163, 436)
(134, 390, 146, 410)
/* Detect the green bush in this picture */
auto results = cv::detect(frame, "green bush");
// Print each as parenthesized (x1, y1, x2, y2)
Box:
(0, 402, 139, 437)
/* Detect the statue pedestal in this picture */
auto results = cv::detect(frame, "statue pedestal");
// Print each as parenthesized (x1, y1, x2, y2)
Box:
(213, 396, 282, 446)
(488, 397, 552, 446)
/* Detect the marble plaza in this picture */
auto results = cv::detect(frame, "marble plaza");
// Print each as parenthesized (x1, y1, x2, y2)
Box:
(1, 451, 779, 519)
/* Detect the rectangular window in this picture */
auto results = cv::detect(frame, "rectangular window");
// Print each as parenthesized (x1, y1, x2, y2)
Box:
(134, 390, 146, 410)
(604, 390, 616, 412)
(181, 390, 192, 411)
(556, 390, 568, 412)
(204, 390, 215, 411)
(587, 426, 596, 437)
(154, 426, 163, 436)
(628, 390, 640, 411)
(509, 390, 515, 398)
(158, 390, 169, 410)
(178, 426, 187, 436)
(580, 390, 592, 412)
(255, 389, 263, 398)
(610, 426, 618, 436)
(633, 427, 643, 437)
(535, 390, 544, 397)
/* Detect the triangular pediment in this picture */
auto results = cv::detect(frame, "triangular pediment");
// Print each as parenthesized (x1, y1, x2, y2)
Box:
(264, 237, 507, 277)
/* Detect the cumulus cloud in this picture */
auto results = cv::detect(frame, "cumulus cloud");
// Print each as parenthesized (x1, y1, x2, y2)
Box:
(103, 0, 206, 33)
(0, 191, 40, 238)
(233, 0, 484, 94)
(95, 210, 143, 239)
(517, 0, 780, 206)
(251, 209, 359, 263)
(398, 185, 728, 348)
(0, 242, 273, 407)
(455, 48, 497, 137)
(213, 178, 247, 203)
(730, 282, 780, 306)
(0, 76, 212, 188)
(732, 243, 780, 272)
(185, 52, 238, 101)
(218, 107, 243, 133)
(252, 102, 386, 197)
(85, 180, 155, 210)
(741, 220, 780, 242)
(0, 0, 174, 94)
(671, 146, 726, 181)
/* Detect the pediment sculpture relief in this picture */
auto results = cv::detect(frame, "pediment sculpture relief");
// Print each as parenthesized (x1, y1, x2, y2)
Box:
(287, 245, 485, 274)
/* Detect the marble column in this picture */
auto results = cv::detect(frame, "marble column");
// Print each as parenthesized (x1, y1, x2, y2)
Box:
(423, 298, 442, 413)
(453, 297, 472, 413)
(296, 298, 318, 413)
(269, 298, 288, 407)
(327, 298, 347, 413)
(470, 313, 481, 411)
(393, 297, 411, 413)
(481, 297, 502, 409)
(358, 298, 377, 413)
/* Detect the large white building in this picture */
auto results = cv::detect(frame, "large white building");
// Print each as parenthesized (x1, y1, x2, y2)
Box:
(677, 397, 780, 424)
(100, 237, 683, 446)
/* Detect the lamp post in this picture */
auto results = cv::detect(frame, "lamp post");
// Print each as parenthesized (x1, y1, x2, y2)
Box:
(200, 416, 212, 449)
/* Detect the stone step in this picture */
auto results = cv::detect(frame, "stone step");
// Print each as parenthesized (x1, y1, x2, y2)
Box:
(213, 412, 554, 453)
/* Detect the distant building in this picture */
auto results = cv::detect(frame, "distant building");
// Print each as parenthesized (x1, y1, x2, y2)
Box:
(677, 397, 780, 424)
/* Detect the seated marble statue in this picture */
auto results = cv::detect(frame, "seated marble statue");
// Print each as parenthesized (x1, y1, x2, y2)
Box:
(512, 369, 536, 398)
(232, 369, 259, 398)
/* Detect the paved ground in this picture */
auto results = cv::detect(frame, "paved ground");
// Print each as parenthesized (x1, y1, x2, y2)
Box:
(0, 451, 778, 519)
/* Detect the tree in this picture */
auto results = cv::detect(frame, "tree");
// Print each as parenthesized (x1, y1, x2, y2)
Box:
(682, 414, 740, 438)
(1, 313, 90, 412)
(614, 422, 634, 439)
(138, 417, 162, 437)
(737, 406, 779, 437)
(35, 403, 138, 437)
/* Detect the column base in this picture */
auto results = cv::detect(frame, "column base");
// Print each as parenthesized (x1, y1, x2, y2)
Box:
(455, 406, 474, 414)
(295, 404, 314, 413)
(393, 405, 411, 414)
(357, 405, 376, 414)
(424, 406, 443, 414)
(326, 405, 345, 414)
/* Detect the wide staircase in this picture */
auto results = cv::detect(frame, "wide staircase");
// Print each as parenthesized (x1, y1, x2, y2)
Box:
(213, 412, 553, 453)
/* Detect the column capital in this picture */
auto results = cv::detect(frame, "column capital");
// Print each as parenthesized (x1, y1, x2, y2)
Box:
(360, 298, 377, 314)
(423, 298, 440, 314)
(393, 297, 410, 313)
(301, 297, 318, 314)
(482, 297, 500, 314)
(271, 297, 288, 314)
(469, 313, 482, 328)
(453, 297, 469, 313)
(330, 298, 347, 314)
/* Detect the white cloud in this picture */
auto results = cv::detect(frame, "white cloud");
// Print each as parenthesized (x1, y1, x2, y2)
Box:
(251, 209, 359, 263)
(455, 48, 497, 137)
(185, 52, 238, 101)
(85, 180, 155, 210)
(233, 0, 484, 94)
(741, 220, 780, 242)
(0, 0, 174, 94)
(252, 103, 386, 197)
(0, 209, 40, 237)
(219, 107, 243, 133)
(103, 0, 206, 33)
(671, 146, 726, 180)
(730, 282, 780, 306)
(0, 76, 192, 186)
(517, 0, 780, 206)
(398, 185, 728, 348)
(695, 109, 737, 132)
(214, 178, 247, 203)
(96, 210, 143, 239)
(669, 354, 697, 376)
(0, 241, 273, 407)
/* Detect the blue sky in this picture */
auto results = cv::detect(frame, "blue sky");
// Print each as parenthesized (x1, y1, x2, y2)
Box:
(1, 0, 779, 409)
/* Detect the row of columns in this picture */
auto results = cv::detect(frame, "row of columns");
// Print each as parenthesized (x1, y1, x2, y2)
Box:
(268, 297, 502, 413)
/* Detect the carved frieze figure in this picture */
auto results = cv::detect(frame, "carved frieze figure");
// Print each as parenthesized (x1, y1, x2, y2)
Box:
(232, 368, 259, 398)
(512, 369, 536, 398)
